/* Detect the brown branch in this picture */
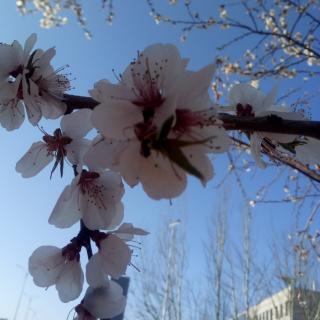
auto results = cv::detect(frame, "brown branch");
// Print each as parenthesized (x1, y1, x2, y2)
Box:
(72, 165, 93, 259)
(64, 92, 320, 183)
(231, 137, 320, 183)
(219, 113, 320, 140)
(63, 94, 320, 140)
(64, 94, 99, 114)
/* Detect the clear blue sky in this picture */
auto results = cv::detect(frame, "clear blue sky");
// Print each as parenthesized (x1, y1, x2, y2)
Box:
(0, 1, 317, 319)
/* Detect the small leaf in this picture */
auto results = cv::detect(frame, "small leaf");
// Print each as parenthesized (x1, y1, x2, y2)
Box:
(158, 115, 174, 142)
(279, 140, 306, 154)
(161, 140, 204, 181)
(167, 137, 214, 148)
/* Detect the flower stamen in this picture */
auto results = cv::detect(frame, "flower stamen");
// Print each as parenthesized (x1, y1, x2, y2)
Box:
(78, 170, 107, 210)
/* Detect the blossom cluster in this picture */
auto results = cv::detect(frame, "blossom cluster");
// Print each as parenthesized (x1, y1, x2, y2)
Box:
(0, 34, 69, 130)
(1, 34, 319, 318)
(227, 83, 320, 168)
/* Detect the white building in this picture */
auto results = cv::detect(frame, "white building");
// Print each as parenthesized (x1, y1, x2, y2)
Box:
(237, 287, 320, 320)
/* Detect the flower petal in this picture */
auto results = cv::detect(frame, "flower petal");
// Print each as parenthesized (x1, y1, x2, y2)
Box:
(139, 152, 187, 199)
(295, 138, 320, 165)
(99, 235, 131, 279)
(176, 64, 215, 110)
(81, 172, 125, 230)
(83, 136, 119, 171)
(24, 33, 37, 60)
(0, 99, 25, 131)
(56, 260, 84, 303)
(229, 83, 266, 113)
(83, 281, 126, 319)
(89, 80, 133, 104)
(33, 47, 56, 76)
(65, 138, 91, 165)
(23, 77, 41, 125)
(122, 43, 186, 94)
(49, 184, 82, 228)
(262, 85, 278, 111)
(250, 133, 266, 169)
(92, 101, 142, 139)
(28, 246, 64, 287)
(107, 202, 124, 231)
(36, 93, 67, 120)
(114, 223, 149, 241)
(0, 43, 23, 81)
(86, 254, 107, 288)
(108, 140, 142, 187)
(61, 109, 92, 139)
(15, 141, 53, 178)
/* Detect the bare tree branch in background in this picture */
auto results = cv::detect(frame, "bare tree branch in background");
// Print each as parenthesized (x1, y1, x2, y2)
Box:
(127, 187, 320, 319)
(204, 194, 228, 320)
(16, 0, 115, 38)
(129, 218, 187, 320)
(145, 0, 320, 80)
(270, 233, 320, 320)
(16, 0, 320, 84)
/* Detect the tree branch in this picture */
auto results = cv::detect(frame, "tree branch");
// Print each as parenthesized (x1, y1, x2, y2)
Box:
(231, 137, 320, 183)
(79, 220, 93, 259)
(64, 94, 99, 114)
(219, 113, 320, 139)
(72, 164, 93, 259)
(64, 94, 320, 140)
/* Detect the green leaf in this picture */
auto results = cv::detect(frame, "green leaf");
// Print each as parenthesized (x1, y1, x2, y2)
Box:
(279, 140, 306, 154)
(158, 115, 174, 142)
(166, 137, 213, 148)
(161, 140, 204, 181)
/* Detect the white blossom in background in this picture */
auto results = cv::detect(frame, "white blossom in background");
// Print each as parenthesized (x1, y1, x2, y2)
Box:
(29, 245, 83, 303)
(0, 33, 69, 130)
(87, 43, 230, 200)
(75, 280, 126, 320)
(49, 170, 124, 230)
(16, 109, 92, 178)
(229, 83, 302, 168)
(295, 138, 320, 165)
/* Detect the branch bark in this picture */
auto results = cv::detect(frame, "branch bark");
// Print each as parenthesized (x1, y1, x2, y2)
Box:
(64, 94, 320, 140)
(219, 113, 320, 140)
(231, 137, 320, 183)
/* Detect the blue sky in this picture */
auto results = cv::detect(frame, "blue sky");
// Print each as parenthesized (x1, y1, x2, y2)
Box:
(0, 1, 318, 319)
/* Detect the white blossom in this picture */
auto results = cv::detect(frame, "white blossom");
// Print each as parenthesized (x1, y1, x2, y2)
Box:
(75, 280, 126, 320)
(28, 245, 83, 303)
(86, 235, 131, 281)
(0, 33, 69, 130)
(15, 109, 92, 178)
(87, 43, 230, 199)
(49, 170, 124, 230)
(86, 224, 148, 286)
(229, 83, 302, 168)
